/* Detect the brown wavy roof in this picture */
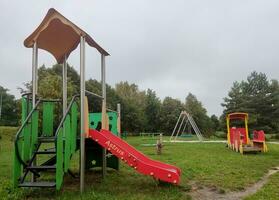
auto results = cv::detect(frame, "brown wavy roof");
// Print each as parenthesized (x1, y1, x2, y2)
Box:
(24, 8, 109, 64)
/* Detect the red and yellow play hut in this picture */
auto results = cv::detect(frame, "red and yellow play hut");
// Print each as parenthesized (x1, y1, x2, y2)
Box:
(226, 112, 268, 154)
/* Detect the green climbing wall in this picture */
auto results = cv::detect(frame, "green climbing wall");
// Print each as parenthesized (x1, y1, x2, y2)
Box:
(89, 112, 119, 135)
(85, 112, 119, 170)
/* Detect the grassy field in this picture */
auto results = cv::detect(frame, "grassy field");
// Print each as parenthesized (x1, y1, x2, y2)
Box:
(244, 172, 279, 200)
(1, 126, 279, 199)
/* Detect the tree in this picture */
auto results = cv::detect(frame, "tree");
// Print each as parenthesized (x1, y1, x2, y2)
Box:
(115, 82, 146, 133)
(268, 80, 279, 132)
(210, 114, 220, 132)
(19, 64, 79, 99)
(86, 79, 121, 113)
(0, 86, 19, 126)
(159, 97, 184, 134)
(86, 79, 102, 112)
(222, 71, 279, 133)
(185, 93, 213, 136)
(38, 68, 77, 100)
(144, 89, 161, 132)
(222, 81, 248, 113)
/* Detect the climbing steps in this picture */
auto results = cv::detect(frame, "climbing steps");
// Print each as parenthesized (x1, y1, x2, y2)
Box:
(13, 96, 79, 190)
(17, 135, 57, 188)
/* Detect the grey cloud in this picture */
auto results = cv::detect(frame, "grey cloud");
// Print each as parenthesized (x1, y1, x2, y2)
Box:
(1, 0, 279, 116)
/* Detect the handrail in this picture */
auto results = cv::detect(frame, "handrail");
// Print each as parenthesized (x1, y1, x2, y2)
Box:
(14, 99, 42, 167)
(85, 90, 104, 100)
(21, 92, 61, 102)
(107, 108, 118, 113)
(41, 99, 61, 102)
(21, 92, 32, 97)
(54, 95, 80, 139)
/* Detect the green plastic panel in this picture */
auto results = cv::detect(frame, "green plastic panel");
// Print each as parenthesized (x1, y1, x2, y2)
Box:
(64, 116, 71, 172)
(86, 112, 119, 170)
(56, 129, 64, 190)
(89, 112, 118, 135)
(70, 102, 78, 154)
(13, 97, 28, 187)
(21, 98, 31, 161)
(23, 122, 31, 161)
(21, 97, 28, 124)
(31, 111, 39, 153)
(12, 137, 23, 188)
(42, 102, 54, 136)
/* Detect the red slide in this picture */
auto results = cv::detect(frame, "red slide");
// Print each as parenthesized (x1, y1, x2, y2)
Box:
(89, 129, 181, 184)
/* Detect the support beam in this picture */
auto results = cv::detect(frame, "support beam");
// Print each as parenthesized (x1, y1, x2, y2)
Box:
(62, 57, 67, 115)
(80, 36, 86, 193)
(101, 54, 107, 178)
(170, 111, 183, 141)
(174, 115, 186, 141)
(32, 42, 38, 107)
(31, 42, 38, 183)
(181, 119, 189, 134)
(244, 116, 250, 144)
(0, 93, 2, 120)
(85, 90, 103, 99)
(117, 103, 121, 137)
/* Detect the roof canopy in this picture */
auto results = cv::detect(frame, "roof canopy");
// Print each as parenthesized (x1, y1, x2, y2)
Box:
(227, 112, 248, 120)
(24, 8, 109, 64)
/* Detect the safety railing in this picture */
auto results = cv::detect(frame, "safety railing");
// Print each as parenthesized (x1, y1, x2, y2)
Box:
(85, 90, 103, 99)
(54, 95, 79, 189)
(13, 94, 62, 187)
(14, 98, 42, 167)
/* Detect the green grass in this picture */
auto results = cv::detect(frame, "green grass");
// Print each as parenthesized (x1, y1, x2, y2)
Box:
(244, 172, 279, 200)
(1, 127, 279, 199)
(0, 126, 18, 179)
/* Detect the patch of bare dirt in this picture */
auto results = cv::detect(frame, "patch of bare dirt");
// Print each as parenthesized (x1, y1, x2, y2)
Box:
(189, 166, 279, 200)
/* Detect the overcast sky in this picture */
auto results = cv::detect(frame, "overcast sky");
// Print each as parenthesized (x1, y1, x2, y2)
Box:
(0, 0, 279, 116)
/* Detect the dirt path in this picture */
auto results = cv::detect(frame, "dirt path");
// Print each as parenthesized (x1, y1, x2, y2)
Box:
(189, 167, 279, 200)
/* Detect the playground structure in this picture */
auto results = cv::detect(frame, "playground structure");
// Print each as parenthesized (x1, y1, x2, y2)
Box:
(170, 111, 204, 142)
(12, 8, 181, 191)
(226, 112, 268, 154)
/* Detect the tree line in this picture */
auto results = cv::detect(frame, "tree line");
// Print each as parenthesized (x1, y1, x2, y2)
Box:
(1, 65, 278, 136)
(221, 71, 279, 134)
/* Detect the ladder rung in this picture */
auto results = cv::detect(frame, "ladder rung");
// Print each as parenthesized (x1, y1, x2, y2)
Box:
(38, 137, 56, 143)
(26, 165, 56, 170)
(18, 181, 56, 188)
(36, 149, 56, 154)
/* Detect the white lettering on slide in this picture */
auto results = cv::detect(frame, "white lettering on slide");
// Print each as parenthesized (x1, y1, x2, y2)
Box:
(105, 140, 124, 156)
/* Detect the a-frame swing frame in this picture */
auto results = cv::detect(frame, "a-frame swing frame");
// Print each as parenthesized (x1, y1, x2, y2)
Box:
(170, 111, 204, 142)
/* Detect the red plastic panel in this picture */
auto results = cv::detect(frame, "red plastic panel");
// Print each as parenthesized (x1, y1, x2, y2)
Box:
(88, 129, 181, 184)
(253, 130, 265, 142)
(230, 127, 248, 146)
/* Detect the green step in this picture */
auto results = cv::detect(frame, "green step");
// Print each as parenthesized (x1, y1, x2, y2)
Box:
(26, 165, 56, 171)
(36, 149, 56, 154)
(19, 181, 56, 188)
(38, 137, 56, 143)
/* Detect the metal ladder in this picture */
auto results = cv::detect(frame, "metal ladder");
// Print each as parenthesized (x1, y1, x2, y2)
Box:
(18, 136, 57, 188)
